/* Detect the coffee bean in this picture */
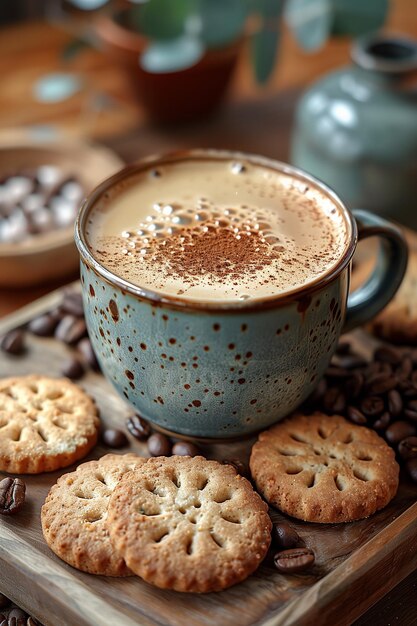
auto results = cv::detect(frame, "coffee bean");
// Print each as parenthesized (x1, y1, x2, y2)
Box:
(385, 421, 416, 445)
(323, 387, 339, 412)
(406, 458, 417, 482)
(388, 389, 403, 418)
(102, 428, 128, 449)
(7, 610, 27, 620)
(1, 329, 25, 355)
(61, 357, 84, 380)
(61, 291, 84, 318)
(404, 409, 417, 423)
(345, 372, 364, 399)
(28, 314, 58, 337)
(126, 415, 151, 441)
(360, 396, 384, 417)
(2, 618, 26, 626)
(333, 392, 346, 413)
(396, 356, 413, 381)
(172, 441, 200, 457)
(398, 437, 417, 460)
(0, 477, 26, 515)
(347, 406, 367, 425)
(402, 385, 417, 399)
(77, 337, 99, 371)
(374, 345, 402, 365)
(273, 523, 301, 549)
(408, 400, 417, 412)
(274, 547, 315, 574)
(367, 374, 397, 395)
(55, 315, 87, 345)
(27, 618, 42, 626)
(147, 433, 172, 457)
(222, 459, 247, 476)
(373, 412, 391, 430)
(0, 594, 10, 609)
(326, 367, 351, 379)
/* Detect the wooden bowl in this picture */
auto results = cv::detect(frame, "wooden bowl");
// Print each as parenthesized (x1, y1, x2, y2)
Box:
(0, 139, 123, 287)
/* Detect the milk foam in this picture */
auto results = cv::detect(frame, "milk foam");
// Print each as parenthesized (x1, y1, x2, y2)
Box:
(86, 157, 349, 302)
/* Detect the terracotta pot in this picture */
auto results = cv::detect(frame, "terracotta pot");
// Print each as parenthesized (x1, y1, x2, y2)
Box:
(93, 10, 242, 124)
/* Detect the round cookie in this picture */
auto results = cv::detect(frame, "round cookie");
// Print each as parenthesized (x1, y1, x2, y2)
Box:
(0, 375, 99, 473)
(41, 454, 145, 576)
(250, 412, 399, 523)
(367, 247, 417, 344)
(106, 455, 272, 592)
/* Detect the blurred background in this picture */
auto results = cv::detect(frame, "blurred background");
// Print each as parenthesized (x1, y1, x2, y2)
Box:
(0, 0, 416, 313)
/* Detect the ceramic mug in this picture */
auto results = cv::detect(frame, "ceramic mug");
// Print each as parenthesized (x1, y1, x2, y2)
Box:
(75, 150, 407, 439)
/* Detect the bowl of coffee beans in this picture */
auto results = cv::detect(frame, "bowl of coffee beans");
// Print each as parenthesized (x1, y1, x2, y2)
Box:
(0, 139, 123, 287)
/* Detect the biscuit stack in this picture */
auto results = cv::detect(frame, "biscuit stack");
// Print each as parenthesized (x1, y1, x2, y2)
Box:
(42, 455, 272, 592)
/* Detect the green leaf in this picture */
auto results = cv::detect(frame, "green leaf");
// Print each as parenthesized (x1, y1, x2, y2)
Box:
(332, 0, 390, 36)
(140, 36, 204, 73)
(199, 0, 248, 48)
(252, 29, 280, 84)
(129, 0, 193, 40)
(284, 0, 332, 51)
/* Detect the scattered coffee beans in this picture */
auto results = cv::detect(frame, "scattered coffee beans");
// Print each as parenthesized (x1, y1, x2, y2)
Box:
(28, 314, 58, 337)
(2, 617, 26, 626)
(0, 477, 26, 515)
(172, 441, 200, 457)
(7, 610, 27, 620)
(77, 337, 99, 371)
(308, 341, 417, 483)
(126, 415, 151, 441)
(1, 330, 25, 355)
(274, 547, 315, 574)
(398, 437, 417, 460)
(61, 357, 84, 380)
(102, 428, 129, 449)
(55, 316, 87, 345)
(273, 522, 301, 550)
(60, 292, 84, 318)
(147, 433, 172, 457)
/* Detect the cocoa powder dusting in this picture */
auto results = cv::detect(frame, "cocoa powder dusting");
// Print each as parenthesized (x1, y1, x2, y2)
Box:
(148, 226, 276, 285)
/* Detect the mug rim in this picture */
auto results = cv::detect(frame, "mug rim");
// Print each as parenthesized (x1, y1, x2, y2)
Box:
(75, 149, 358, 312)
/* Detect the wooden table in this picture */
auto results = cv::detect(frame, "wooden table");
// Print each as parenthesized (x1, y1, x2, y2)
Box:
(1, 2, 417, 623)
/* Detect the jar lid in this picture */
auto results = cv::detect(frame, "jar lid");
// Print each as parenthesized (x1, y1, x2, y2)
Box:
(351, 34, 417, 75)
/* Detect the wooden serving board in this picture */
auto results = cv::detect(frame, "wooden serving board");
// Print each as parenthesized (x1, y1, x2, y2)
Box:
(0, 286, 417, 626)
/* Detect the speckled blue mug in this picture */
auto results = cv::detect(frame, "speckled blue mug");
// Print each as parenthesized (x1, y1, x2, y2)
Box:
(75, 151, 407, 439)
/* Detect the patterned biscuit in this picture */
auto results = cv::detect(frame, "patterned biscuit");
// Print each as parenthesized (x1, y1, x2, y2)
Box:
(250, 412, 399, 523)
(0, 375, 99, 473)
(367, 248, 417, 344)
(106, 455, 272, 592)
(41, 453, 145, 576)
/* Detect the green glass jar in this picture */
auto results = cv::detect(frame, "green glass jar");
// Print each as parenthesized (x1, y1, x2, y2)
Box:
(291, 35, 417, 227)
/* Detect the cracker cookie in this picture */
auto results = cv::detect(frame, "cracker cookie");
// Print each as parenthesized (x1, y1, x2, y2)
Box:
(106, 456, 272, 592)
(367, 247, 417, 344)
(0, 375, 99, 473)
(250, 412, 399, 523)
(42, 454, 145, 576)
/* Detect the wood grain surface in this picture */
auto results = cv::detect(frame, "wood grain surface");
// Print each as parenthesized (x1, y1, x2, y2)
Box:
(0, 286, 417, 626)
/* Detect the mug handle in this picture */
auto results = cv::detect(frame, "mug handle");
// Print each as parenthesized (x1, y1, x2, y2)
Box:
(343, 209, 408, 333)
